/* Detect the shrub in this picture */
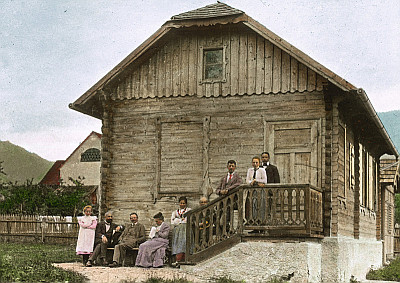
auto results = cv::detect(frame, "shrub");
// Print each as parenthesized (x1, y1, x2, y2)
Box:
(0, 182, 90, 216)
(366, 257, 400, 281)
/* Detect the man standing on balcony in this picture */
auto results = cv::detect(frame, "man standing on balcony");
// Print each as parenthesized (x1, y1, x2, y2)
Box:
(246, 156, 268, 186)
(261, 152, 280, 183)
(216, 160, 243, 196)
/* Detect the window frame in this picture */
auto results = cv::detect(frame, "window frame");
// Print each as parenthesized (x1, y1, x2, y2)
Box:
(199, 45, 227, 84)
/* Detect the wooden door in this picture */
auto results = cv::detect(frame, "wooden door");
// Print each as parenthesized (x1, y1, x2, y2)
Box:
(264, 119, 321, 186)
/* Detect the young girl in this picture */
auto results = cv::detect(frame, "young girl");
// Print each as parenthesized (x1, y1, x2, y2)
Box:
(171, 196, 191, 264)
(76, 205, 97, 265)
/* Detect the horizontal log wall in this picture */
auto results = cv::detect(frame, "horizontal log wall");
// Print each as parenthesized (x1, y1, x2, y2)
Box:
(104, 92, 326, 227)
(112, 27, 324, 100)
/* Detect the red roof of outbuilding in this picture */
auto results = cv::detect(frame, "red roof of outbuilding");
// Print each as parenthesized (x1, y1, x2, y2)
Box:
(39, 160, 65, 185)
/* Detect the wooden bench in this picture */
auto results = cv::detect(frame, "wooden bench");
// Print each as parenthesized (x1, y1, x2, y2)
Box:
(104, 227, 174, 266)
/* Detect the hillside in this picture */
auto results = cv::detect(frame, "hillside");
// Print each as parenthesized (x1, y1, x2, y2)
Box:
(0, 141, 53, 184)
(378, 110, 400, 153)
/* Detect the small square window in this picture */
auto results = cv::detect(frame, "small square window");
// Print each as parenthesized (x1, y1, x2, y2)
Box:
(202, 48, 225, 82)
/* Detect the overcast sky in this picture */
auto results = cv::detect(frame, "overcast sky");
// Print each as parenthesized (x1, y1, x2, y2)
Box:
(1, 0, 399, 161)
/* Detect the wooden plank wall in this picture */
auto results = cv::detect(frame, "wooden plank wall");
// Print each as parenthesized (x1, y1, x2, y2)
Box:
(102, 92, 326, 227)
(113, 28, 324, 101)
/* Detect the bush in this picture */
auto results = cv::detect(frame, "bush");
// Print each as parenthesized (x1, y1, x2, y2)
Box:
(0, 243, 86, 282)
(0, 182, 90, 216)
(366, 257, 400, 281)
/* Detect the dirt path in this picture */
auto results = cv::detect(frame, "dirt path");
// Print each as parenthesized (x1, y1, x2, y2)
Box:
(54, 262, 205, 283)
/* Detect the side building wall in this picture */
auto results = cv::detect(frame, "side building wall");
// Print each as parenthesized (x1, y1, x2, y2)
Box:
(60, 135, 101, 186)
(101, 92, 326, 226)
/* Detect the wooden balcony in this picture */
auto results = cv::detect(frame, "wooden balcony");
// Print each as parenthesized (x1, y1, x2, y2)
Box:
(185, 184, 323, 263)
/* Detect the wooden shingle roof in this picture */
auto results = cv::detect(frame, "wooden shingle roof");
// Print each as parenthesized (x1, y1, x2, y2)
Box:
(171, 2, 243, 20)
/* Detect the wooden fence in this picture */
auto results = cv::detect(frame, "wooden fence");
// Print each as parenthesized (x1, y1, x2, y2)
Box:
(0, 214, 79, 244)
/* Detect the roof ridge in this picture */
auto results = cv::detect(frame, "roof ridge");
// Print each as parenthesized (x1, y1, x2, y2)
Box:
(170, 2, 244, 21)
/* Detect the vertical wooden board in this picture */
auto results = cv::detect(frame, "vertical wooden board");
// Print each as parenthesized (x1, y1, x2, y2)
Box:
(255, 35, 265, 94)
(275, 153, 290, 183)
(311, 120, 320, 187)
(165, 42, 172, 97)
(307, 69, 316, 92)
(172, 37, 181, 96)
(290, 57, 298, 93)
(296, 152, 311, 184)
(264, 40, 273, 93)
(148, 57, 155, 98)
(132, 68, 139, 99)
(188, 34, 198, 95)
(316, 74, 324, 91)
(196, 34, 206, 97)
(222, 30, 231, 96)
(181, 36, 190, 95)
(247, 33, 257, 94)
(126, 74, 132, 99)
(238, 33, 248, 95)
(298, 63, 307, 92)
(272, 46, 282, 93)
(140, 62, 149, 98)
(281, 51, 291, 93)
(229, 33, 239, 95)
(156, 47, 165, 97)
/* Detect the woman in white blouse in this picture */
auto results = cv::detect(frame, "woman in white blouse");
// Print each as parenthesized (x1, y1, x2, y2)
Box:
(171, 196, 191, 263)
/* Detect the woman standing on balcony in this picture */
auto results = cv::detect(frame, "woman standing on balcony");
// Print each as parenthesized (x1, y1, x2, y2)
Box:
(76, 205, 97, 266)
(171, 196, 191, 264)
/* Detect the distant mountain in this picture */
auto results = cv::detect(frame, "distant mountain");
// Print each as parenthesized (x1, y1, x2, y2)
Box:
(0, 141, 53, 184)
(378, 110, 400, 153)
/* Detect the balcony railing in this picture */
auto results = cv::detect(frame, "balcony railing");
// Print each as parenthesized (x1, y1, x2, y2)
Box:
(185, 184, 323, 263)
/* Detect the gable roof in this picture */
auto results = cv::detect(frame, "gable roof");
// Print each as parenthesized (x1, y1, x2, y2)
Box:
(39, 160, 65, 185)
(69, 2, 397, 156)
(60, 131, 102, 169)
(69, 2, 355, 117)
(171, 2, 244, 20)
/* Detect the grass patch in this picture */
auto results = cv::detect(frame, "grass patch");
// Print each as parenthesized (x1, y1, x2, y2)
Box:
(0, 242, 86, 282)
(366, 257, 400, 281)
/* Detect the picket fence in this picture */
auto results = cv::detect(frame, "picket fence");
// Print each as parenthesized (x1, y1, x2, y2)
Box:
(0, 214, 79, 244)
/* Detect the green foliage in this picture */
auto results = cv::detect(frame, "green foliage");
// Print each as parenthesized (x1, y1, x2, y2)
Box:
(395, 193, 400, 224)
(0, 182, 90, 216)
(366, 257, 400, 281)
(0, 242, 86, 282)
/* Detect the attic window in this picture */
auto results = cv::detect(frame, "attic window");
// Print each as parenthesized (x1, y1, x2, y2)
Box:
(200, 46, 226, 83)
(81, 148, 101, 162)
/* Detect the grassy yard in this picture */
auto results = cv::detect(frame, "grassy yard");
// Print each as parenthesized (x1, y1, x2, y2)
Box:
(366, 257, 400, 281)
(0, 242, 86, 282)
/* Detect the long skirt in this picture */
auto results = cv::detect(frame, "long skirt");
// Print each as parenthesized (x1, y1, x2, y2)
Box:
(135, 238, 168, 268)
(76, 227, 95, 255)
(171, 224, 186, 255)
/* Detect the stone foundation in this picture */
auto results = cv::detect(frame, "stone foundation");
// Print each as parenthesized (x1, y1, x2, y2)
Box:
(181, 237, 383, 283)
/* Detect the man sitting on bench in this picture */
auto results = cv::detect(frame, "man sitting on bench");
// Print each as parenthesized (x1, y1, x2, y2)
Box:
(86, 211, 123, 266)
(109, 212, 146, 267)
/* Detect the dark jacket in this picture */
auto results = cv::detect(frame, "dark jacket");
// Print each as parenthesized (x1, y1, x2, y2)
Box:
(263, 164, 280, 183)
(94, 221, 123, 246)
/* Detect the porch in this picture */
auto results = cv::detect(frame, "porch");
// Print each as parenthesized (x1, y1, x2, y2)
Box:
(185, 184, 324, 263)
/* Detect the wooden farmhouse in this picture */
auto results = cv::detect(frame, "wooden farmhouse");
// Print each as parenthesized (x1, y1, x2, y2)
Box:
(70, 3, 399, 282)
